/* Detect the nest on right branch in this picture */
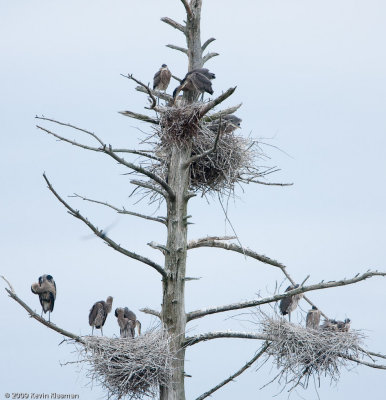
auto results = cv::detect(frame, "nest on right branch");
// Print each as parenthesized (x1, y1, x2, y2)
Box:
(260, 316, 366, 390)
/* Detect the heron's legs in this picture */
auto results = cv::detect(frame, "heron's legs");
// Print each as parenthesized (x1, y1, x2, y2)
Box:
(91, 326, 94, 336)
(101, 326, 104, 336)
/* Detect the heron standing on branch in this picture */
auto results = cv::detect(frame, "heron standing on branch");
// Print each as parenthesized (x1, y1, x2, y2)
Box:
(279, 284, 303, 322)
(31, 274, 56, 322)
(89, 296, 113, 336)
(153, 64, 172, 101)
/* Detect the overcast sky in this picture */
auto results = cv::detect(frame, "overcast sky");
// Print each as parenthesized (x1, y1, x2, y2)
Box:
(2, 1, 386, 399)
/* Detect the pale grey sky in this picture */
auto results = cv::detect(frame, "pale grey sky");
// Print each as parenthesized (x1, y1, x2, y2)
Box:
(2, 1, 386, 399)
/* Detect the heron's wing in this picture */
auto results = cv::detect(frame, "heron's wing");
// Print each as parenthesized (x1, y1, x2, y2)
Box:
(49, 291, 55, 312)
(279, 296, 291, 315)
(153, 70, 161, 89)
(89, 302, 100, 325)
(161, 69, 172, 85)
(191, 72, 213, 94)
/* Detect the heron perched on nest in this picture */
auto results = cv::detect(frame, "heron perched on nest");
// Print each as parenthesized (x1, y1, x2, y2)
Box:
(172, 68, 215, 101)
(153, 64, 172, 92)
(279, 284, 303, 322)
(306, 306, 321, 329)
(31, 274, 56, 322)
(207, 114, 242, 134)
(115, 307, 142, 338)
(89, 296, 113, 336)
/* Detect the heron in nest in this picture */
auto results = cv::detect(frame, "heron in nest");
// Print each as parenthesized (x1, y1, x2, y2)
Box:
(31, 274, 56, 322)
(173, 68, 215, 102)
(322, 318, 351, 332)
(306, 306, 321, 329)
(89, 296, 113, 336)
(207, 114, 242, 134)
(279, 284, 303, 322)
(115, 307, 142, 338)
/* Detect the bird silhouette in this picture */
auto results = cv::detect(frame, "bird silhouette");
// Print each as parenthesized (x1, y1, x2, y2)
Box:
(153, 64, 172, 91)
(173, 68, 215, 102)
(31, 274, 56, 322)
(279, 284, 303, 322)
(306, 306, 321, 329)
(89, 296, 113, 336)
(115, 307, 141, 338)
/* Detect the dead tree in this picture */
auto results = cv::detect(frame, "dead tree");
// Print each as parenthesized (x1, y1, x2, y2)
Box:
(3, 1, 386, 400)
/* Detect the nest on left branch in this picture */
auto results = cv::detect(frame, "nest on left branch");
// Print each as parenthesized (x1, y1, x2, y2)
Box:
(77, 329, 174, 399)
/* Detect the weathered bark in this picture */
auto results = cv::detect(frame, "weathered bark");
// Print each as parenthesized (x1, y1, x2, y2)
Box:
(160, 144, 192, 400)
(159, 2, 205, 399)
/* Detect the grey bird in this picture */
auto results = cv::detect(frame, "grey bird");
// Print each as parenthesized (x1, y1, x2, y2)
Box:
(31, 274, 56, 322)
(115, 307, 141, 338)
(89, 296, 113, 336)
(207, 114, 242, 134)
(336, 318, 351, 332)
(279, 284, 303, 322)
(306, 306, 321, 330)
(173, 69, 214, 101)
(153, 64, 172, 92)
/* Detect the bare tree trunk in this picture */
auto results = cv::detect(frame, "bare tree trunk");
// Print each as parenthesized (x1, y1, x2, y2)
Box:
(160, 2, 204, 398)
(160, 144, 191, 400)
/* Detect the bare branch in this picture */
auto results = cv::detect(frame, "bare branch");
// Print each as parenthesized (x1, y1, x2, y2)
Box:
(72, 193, 167, 225)
(103, 148, 175, 200)
(111, 148, 164, 163)
(118, 110, 158, 124)
(201, 37, 216, 52)
(3, 283, 84, 344)
(199, 87, 237, 118)
(240, 178, 294, 187)
(187, 271, 386, 321)
(195, 343, 270, 400)
(35, 116, 104, 146)
(1, 275, 15, 293)
(187, 239, 285, 269)
(185, 331, 270, 347)
(135, 85, 173, 103)
(161, 17, 186, 34)
(43, 174, 166, 278)
(147, 241, 169, 254)
(36, 125, 100, 152)
(341, 354, 386, 370)
(139, 307, 161, 319)
(202, 52, 219, 64)
(130, 179, 168, 199)
(166, 44, 188, 54)
(365, 350, 386, 361)
(181, 0, 193, 19)
(202, 103, 242, 122)
(122, 74, 157, 110)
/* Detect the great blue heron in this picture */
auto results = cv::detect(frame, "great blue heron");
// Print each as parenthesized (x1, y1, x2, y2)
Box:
(279, 284, 303, 322)
(31, 274, 56, 322)
(153, 64, 172, 91)
(172, 69, 215, 102)
(306, 306, 321, 329)
(115, 307, 141, 338)
(89, 296, 113, 336)
(207, 114, 242, 134)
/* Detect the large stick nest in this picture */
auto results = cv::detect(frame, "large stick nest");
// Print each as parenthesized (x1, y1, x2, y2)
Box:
(145, 104, 270, 198)
(260, 315, 366, 390)
(78, 329, 174, 399)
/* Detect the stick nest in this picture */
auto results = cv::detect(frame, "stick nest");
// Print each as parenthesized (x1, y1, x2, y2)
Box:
(260, 316, 366, 390)
(149, 104, 267, 197)
(79, 329, 174, 399)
